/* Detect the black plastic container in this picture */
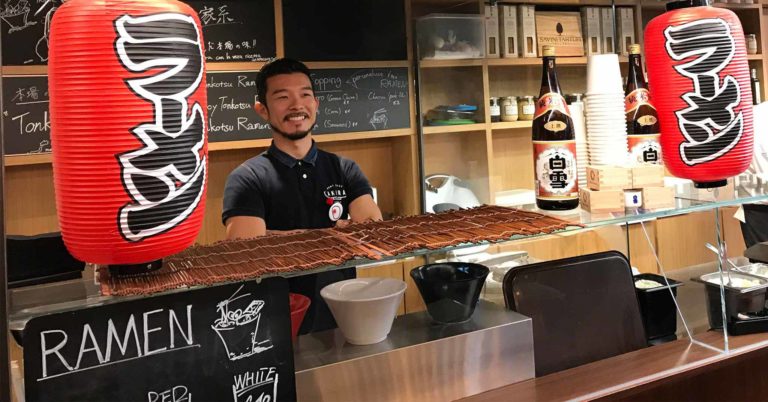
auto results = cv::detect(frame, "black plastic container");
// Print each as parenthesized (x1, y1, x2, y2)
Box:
(695, 272, 768, 329)
(410, 262, 489, 324)
(634, 273, 683, 342)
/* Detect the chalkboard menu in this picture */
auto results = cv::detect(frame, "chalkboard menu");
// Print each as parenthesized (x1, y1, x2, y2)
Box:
(2, 68, 410, 153)
(186, 0, 276, 62)
(2, 75, 51, 155)
(1, 0, 62, 65)
(206, 67, 410, 142)
(206, 71, 271, 142)
(283, 0, 407, 61)
(310, 68, 410, 134)
(24, 277, 296, 402)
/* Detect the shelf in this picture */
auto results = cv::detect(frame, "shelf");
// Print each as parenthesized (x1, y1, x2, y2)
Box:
(5, 153, 52, 166)
(5, 129, 415, 166)
(423, 123, 486, 134)
(487, 56, 628, 67)
(419, 59, 485, 68)
(641, 1, 760, 9)
(713, 2, 761, 9)
(748, 54, 764, 60)
(491, 121, 533, 130)
(491, 0, 636, 5)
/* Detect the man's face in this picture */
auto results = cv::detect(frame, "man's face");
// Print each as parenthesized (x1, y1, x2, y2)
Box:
(257, 73, 318, 140)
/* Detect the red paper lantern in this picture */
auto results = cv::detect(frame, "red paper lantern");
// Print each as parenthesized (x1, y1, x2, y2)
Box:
(645, 1, 753, 188)
(49, 0, 208, 265)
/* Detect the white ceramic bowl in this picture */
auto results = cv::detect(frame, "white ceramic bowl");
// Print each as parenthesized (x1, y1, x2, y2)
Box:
(321, 277, 407, 345)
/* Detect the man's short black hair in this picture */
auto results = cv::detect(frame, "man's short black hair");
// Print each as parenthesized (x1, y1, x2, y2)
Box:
(256, 58, 314, 106)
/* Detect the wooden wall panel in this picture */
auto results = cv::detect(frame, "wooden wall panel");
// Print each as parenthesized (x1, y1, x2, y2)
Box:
(491, 130, 534, 192)
(5, 164, 58, 236)
(656, 212, 718, 271)
(402, 256, 427, 314)
(356, 261, 406, 315)
(628, 221, 659, 274)
(5, 137, 406, 245)
(721, 206, 747, 259)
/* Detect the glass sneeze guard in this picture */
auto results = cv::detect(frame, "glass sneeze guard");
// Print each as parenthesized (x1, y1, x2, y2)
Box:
(9, 172, 768, 335)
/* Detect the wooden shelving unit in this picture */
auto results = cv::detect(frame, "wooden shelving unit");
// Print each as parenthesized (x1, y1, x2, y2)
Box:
(415, 0, 768, 206)
(423, 123, 487, 134)
(491, 121, 533, 130)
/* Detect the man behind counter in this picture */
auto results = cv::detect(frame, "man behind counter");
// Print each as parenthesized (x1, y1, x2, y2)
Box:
(222, 58, 382, 334)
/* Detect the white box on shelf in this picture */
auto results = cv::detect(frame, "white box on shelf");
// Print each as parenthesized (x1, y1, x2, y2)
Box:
(416, 14, 485, 60)
(486, 4, 500, 58)
(600, 7, 615, 54)
(581, 7, 602, 55)
(499, 4, 519, 58)
(618, 7, 635, 56)
(518, 4, 537, 57)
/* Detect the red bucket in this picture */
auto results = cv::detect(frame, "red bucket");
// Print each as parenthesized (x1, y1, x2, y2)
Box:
(290, 293, 311, 341)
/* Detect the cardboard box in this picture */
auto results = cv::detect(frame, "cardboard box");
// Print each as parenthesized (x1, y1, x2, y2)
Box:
(587, 166, 632, 191)
(631, 164, 665, 188)
(486, 4, 500, 58)
(642, 186, 675, 209)
(535, 12, 584, 57)
(580, 188, 625, 213)
(617, 7, 635, 56)
(499, 4, 519, 58)
(600, 7, 615, 54)
(581, 7, 602, 55)
(518, 5, 537, 57)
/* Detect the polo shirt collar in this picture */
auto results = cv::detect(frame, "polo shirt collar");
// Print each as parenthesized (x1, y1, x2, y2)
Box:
(267, 140, 318, 168)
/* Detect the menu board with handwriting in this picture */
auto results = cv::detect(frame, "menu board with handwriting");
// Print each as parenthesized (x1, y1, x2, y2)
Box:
(2, 75, 51, 155)
(205, 67, 410, 142)
(1, 0, 62, 65)
(186, 0, 276, 62)
(23, 277, 296, 402)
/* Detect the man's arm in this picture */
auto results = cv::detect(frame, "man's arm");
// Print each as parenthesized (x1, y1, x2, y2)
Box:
(348, 194, 382, 222)
(225, 216, 267, 240)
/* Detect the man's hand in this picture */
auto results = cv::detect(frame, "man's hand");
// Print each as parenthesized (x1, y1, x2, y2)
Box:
(335, 219, 352, 228)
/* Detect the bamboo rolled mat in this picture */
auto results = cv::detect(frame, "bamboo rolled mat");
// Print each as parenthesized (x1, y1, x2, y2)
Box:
(98, 205, 579, 296)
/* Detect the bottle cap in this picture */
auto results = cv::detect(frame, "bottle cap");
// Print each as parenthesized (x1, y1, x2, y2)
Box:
(629, 44, 641, 55)
(542, 46, 555, 57)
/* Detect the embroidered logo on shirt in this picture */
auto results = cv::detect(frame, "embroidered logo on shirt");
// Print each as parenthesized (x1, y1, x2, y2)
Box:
(324, 184, 347, 221)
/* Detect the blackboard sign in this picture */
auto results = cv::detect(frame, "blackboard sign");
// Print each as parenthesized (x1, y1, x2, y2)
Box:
(1, 0, 62, 65)
(311, 68, 410, 134)
(2, 75, 51, 155)
(206, 68, 410, 142)
(186, 0, 276, 63)
(24, 277, 296, 402)
(283, 0, 407, 61)
(206, 71, 272, 142)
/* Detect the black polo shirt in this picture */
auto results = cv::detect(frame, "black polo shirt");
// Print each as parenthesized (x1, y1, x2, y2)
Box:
(222, 141, 373, 229)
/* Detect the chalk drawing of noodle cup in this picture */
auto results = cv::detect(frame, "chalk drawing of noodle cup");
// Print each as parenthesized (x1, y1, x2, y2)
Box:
(212, 299, 265, 360)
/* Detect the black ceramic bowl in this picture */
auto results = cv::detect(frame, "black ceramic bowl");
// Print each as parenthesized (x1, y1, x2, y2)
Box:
(410, 262, 490, 324)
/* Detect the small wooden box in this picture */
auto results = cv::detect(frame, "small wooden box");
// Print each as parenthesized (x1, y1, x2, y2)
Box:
(642, 186, 675, 209)
(587, 166, 632, 191)
(580, 188, 624, 213)
(535, 12, 584, 57)
(631, 164, 665, 188)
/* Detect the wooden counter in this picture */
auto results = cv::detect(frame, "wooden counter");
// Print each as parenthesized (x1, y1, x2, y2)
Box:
(459, 332, 768, 401)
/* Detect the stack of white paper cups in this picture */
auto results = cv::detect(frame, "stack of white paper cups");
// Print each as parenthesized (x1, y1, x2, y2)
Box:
(569, 96, 588, 189)
(585, 54, 629, 166)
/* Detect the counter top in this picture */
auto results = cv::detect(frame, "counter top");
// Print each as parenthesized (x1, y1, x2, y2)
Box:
(458, 331, 768, 402)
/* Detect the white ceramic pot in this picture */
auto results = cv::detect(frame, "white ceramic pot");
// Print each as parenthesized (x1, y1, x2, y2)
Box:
(321, 277, 407, 345)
